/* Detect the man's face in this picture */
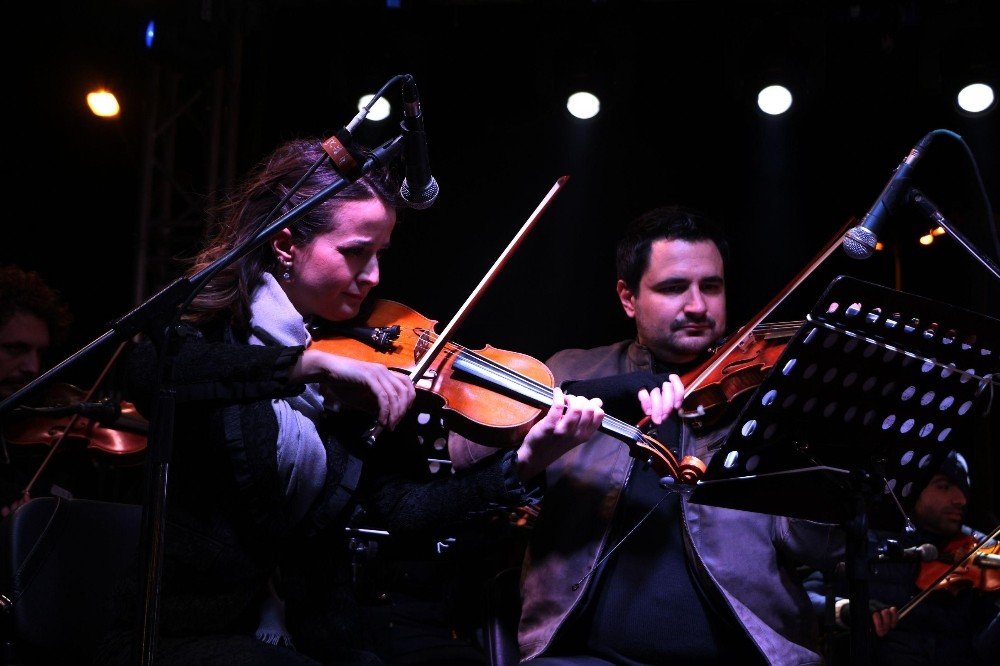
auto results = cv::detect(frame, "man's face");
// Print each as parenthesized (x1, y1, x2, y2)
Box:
(914, 473, 967, 536)
(0, 311, 51, 399)
(617, 238, 726, 364)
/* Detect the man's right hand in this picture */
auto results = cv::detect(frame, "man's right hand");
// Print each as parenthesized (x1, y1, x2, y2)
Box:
(838, 598, 900, 637)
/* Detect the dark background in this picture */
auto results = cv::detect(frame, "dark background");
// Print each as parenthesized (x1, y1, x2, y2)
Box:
(7, 1, 999, 520)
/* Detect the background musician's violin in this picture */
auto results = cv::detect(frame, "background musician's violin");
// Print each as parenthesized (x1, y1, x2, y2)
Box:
(915, 532, 1000, 595)
(309, 299, 705, 483)
(898, 524, 1000, 620)
(2, 383, 148, 463)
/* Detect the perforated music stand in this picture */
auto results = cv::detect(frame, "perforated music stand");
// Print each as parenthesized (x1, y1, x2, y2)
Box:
(689, 275, 999, 664)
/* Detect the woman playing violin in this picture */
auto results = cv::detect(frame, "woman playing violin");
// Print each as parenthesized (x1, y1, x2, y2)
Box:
(805, 449, 1000, 665)
(96, 136, 607, 665)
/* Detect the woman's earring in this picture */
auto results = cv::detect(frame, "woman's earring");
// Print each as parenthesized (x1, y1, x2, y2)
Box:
(280, 262, 292, 282)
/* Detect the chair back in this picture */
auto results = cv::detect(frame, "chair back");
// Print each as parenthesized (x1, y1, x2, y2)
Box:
(0, 497, 141, 665)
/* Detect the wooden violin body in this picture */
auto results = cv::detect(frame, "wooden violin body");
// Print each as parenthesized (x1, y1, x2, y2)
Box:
(678, 321, 800, 429)
(2, 383, 147, 463)
(916, 533, 1000, 595)
(309, 299, 551, 447)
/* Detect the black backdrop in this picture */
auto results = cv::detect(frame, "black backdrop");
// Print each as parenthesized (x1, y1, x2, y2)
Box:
(7, 0, 999, 519)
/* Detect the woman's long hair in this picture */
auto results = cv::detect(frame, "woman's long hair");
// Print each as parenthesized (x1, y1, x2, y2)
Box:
(184, 138, 400, 336)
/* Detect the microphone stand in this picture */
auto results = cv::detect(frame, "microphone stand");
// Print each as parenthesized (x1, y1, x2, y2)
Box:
(0, 134, 404, 665)
(907, 188, 1000, 282)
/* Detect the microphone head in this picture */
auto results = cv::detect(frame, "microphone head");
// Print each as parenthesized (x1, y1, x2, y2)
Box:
(843, 225, 877, 260)
(400, 177, 440, 210)
(916, 543, 939, 562)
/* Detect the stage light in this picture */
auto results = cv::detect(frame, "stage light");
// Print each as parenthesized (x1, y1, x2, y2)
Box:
(956, 82, 995, 114)
(145, 20, 156, 50)
(87, 90, 120, 118)
(358, 94, 391, 122)
(757, 85, 793, 115)
(566, 91, 600, 120)
(919, 233, 934, 246)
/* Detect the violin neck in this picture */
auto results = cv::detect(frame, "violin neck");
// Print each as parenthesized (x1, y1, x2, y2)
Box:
(451, 350, 647, 447)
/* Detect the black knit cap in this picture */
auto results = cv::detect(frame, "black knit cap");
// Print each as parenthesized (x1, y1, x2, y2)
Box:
(936, 449, 971, 500)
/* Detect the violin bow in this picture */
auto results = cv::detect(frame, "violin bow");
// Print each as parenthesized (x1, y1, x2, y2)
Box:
(897, 522, 1000, 620)
(679, 218, 854, 419)
(409, 176, 569, 382)
(364, 176, 569, 445)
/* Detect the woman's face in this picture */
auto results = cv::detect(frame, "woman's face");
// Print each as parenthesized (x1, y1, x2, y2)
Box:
(279, 197, 396, 322)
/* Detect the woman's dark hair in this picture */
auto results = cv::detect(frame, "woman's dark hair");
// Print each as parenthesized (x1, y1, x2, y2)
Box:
(615, 205, 730, 290)
(184, 138, 401, 334)
(0, 265, 73, 345)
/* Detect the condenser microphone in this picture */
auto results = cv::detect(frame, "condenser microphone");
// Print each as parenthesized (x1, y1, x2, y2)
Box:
(399, 75, 440, 210)
(843, 132, 935, 259)
(876, 540, 939, 563)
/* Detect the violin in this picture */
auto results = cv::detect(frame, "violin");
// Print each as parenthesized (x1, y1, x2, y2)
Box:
(676, 321, 800, 428)
(674, 219, 858, 429)
(915, 532, 1000, 595)
(897, 524, 1000, 620)
(2, 382, 148, 463)
(309, 299, 705, 483)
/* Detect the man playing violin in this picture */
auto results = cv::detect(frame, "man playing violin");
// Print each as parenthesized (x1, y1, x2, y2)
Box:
(0, 264, 74, 517)
(452, 205, 842, 664)
(805, 450, 1000, 665)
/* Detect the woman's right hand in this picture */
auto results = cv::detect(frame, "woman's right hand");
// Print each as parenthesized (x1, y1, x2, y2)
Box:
(295, 349, 416, 430)
(515, 388, 604, 481)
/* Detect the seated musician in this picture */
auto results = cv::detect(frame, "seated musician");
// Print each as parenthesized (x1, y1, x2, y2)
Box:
(451, 205, 843, 664)
(805, 449, 1000, 665)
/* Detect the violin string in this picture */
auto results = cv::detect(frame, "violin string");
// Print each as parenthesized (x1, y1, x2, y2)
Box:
(455, 348, 644, 439)
(416, 331, 670, 461)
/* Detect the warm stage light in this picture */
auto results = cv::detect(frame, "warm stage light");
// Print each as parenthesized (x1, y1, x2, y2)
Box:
(919, 234, 934, 246)
(932, 226, 946, 236)
(566, 91, 600, 120)
(87, 90, 120, 118)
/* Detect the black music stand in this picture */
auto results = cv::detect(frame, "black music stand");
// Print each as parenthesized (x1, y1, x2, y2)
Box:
(689, 275, 999, 665)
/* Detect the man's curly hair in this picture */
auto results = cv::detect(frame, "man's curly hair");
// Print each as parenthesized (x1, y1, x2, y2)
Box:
(0, 265, 73, 345)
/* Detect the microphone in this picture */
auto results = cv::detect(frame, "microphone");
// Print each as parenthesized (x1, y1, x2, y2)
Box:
(875, 539, 939, 563)
(12, 400, 123, 423)
(399, 75, 440, 210)
(843, 132, 935, 259)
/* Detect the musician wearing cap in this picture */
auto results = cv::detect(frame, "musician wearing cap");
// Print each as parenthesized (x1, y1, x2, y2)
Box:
(805, 449, 1000, 665)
